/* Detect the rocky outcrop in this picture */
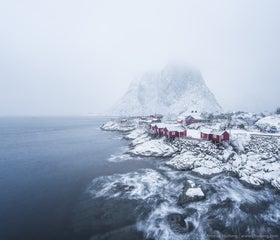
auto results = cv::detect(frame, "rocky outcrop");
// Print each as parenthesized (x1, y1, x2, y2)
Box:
(177, 180, 205, 205)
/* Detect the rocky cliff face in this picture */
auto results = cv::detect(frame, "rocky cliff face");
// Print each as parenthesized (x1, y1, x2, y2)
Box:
(109, 64, 222, 116)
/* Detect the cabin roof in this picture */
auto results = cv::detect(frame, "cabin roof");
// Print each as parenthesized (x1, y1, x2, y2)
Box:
(200, 128, 213, 134)
(155, 123, 168, 129)
(165, 125, 186, 132)
(152, 123, 185, 132)
(211, 130, 229, 135)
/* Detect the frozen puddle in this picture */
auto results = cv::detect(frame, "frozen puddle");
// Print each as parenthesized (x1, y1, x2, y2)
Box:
(87, 169, 280, 240)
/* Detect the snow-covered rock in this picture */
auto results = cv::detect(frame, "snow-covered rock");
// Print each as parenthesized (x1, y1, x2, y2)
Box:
(178, 179, 205, 205)
(101, 119, 137, 132)
(109, 64, 222, 116)
(166, 136, 280, 190)
(230, 132, 251, 153)
(192, 166, 223, 176)
(255, 115, 280, 133)
(166, 152, 202, 170)
(124, 128, 147, 140)
(185, 187, 205, 198)
(101, 118, 280, 191)
(128, 139, 178, 157)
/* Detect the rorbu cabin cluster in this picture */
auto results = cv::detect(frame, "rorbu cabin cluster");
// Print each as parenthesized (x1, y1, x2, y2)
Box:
(149, 123, 229, 143)
(149, 123, 187, 138)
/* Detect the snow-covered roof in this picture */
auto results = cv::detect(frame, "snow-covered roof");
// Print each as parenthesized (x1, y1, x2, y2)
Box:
(179, 113, 204, 121)
(211, 130, 228, 135)
(165, 125, 186, 132)
(200, 128, 213, 134)
(188, 114, 204, 120)
(200, 128, 229, 135)
(151, 123, 186, 132)
(155, 123, 168, 129)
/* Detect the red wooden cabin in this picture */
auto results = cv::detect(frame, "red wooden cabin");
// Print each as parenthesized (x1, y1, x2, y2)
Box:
(185, 114, 205, 125)
(155, 123, 167, 136)
(165, 125, 187, 138)
(149, 124, 157, 134)
(200, 129, 213, 141)
(211, 130, 230, 143)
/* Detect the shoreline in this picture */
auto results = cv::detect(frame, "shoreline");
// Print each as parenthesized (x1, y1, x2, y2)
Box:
(101, 119, 280, 192)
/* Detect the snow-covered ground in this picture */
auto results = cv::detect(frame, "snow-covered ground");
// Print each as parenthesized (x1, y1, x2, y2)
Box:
(255, 115, 280, 132)
(101, 119, 138, 132)
(186, 129, 201, 139)
(128, 138, 178, 157)
(166, 135, 280, 190)
(101, 118, 280, 191)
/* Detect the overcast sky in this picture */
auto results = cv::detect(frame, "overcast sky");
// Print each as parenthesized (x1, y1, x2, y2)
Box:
(0, 0, 279, 116)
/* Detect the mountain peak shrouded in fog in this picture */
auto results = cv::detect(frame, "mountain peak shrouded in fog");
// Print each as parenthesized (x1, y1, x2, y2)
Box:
(109, 64, 222, 116)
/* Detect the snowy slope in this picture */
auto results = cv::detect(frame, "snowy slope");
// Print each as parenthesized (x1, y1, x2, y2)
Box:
(109, 64, 222, 116)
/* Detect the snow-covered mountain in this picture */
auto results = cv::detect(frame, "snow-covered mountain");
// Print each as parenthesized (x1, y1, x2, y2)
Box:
(109, 64, 222, 116)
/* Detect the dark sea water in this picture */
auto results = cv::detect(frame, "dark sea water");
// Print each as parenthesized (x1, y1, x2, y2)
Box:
(0, 117, 154, 240)
(1, 117, 280, 240)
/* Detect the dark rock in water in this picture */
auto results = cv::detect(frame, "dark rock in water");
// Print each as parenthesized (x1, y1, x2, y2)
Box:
(177, 193, 188, 206)
(166, 213, 195, 234)
(186, 221, 195, 232)
(113, 182, 135, 194)
(167, 213, 186, 228)
(182, 180, 193, 189)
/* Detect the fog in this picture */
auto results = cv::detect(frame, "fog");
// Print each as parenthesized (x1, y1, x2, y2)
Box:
(0, 0, 279, 116)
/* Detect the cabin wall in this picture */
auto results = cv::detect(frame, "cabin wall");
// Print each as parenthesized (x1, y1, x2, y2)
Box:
(221, 132, 230, 141)
(212, 135, 220, 142)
